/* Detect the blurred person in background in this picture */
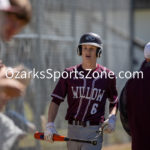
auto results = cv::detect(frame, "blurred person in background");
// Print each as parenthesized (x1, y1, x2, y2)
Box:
(119, 42, 150, 150)
(0, 63, 34, 150)
(0, 0, 33, 149)
(0, 0, 31, 41)
(0, 63, 29, 150)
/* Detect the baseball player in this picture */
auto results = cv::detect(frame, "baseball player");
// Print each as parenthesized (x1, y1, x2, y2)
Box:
(0, 0, 31, 41)
(44, 32, 118, 150)
(119, 42, 150, 150)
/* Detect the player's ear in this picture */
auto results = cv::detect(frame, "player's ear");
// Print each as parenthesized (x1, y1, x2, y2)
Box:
(96, 48, 102, 58)
(77, 45, 82, 56)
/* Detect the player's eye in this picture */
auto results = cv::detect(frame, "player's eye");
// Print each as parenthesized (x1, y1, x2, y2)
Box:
(89, 48, 94, 51)
(83, 47, 87, 50)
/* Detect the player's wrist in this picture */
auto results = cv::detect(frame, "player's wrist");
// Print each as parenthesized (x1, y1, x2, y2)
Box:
(108, 114, 116, 122)
(46, 122, 55, 128)
(45, 122, 57, 135)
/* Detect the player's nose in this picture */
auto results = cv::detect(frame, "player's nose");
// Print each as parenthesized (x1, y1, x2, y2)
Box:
(85, 48, 91, 54)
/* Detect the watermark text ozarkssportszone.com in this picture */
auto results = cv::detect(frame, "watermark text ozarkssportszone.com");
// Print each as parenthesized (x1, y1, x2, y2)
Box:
(5, 67, 143, 82)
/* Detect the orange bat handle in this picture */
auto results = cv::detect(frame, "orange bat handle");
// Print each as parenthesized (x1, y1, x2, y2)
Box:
(34, 132, 65, 141)
(34, 131, 97, 145)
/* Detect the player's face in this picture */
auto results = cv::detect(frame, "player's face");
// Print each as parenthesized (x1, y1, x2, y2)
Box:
(81, 44, 97, 63)
(0, 13, 26, 41)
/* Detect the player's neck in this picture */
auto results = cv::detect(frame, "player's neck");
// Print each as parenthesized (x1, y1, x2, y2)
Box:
(82, 62, 97, 70)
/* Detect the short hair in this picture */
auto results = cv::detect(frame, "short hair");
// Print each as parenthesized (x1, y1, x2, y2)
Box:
(0, 0, 32, 23)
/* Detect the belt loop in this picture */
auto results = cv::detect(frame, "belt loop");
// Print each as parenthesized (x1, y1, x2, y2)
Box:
(75, 120, 78, 125)
(86, 121, 90, 126)
(73, 120, 75, 125)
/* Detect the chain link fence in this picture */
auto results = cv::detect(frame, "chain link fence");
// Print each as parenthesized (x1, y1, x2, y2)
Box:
(0, 0, 133, 149)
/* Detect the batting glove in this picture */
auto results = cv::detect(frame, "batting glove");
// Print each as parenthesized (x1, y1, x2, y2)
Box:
(102, 114, 116, 134)
(44, 122, 57, 143)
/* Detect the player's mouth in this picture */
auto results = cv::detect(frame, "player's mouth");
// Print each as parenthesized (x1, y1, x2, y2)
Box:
(86, 55, 91, 58)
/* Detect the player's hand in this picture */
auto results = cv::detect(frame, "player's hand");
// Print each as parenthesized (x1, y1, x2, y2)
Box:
(44, 122, 57, 143)
(102, 114, 116, 134)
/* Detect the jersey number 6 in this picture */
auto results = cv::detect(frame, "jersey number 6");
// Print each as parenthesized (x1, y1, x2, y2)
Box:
(91, 103, 98, 114)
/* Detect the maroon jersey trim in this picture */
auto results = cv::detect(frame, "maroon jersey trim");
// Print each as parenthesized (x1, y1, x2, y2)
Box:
(52, 97, 62, 105)
(109, 96, 118, 104)
(74, 65, 86, 119)
(81, 72, 106, 121)
(81, 79, 95, 121)
(51, 93, 64, 100)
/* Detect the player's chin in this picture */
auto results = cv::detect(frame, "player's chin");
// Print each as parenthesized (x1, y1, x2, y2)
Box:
(85, 57, 96, 62)
(84, 56, 92, 60)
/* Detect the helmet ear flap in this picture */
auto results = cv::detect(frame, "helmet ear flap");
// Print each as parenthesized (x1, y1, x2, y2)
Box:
(77, 45, 82, 56)
(96, 48, 102, 57)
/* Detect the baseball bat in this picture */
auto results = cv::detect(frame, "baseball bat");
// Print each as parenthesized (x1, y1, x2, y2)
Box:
(34, 132, 97, 145)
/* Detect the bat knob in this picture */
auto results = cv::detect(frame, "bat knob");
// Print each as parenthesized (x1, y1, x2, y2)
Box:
(91, 140, 97, 145)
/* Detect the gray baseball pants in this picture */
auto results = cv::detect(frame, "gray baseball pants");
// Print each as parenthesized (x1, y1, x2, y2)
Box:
(67, 124, 103, 150)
